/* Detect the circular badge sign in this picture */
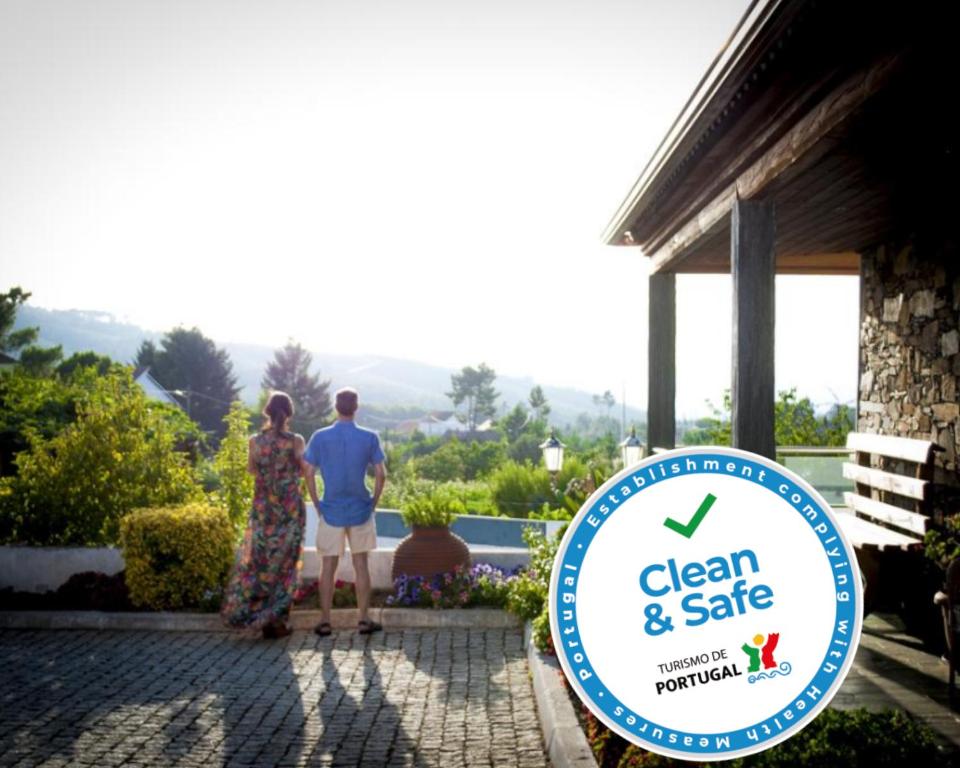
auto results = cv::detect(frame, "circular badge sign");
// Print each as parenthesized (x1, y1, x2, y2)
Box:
(549, 446, 862, 761)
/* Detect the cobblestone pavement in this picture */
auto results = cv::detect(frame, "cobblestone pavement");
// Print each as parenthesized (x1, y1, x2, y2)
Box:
(0, 629, 549, 768)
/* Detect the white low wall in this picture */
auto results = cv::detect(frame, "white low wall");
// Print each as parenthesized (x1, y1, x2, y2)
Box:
(0, 547, 124, 593)
(1, 545, 530, 593)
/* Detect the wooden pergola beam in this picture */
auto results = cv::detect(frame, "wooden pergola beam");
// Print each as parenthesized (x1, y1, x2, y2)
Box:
(647, 273, 676, 452)
(731, 197, 776, 459)
(649, 52, 903, 275)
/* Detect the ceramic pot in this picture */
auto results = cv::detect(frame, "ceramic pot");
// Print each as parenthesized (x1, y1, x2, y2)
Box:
(391, 526, 471, 580)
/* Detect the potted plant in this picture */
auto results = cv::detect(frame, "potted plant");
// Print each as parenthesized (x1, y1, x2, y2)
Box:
(391, 485, 470, 580)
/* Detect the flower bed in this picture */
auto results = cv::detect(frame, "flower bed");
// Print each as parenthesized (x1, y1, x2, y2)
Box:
(293, 579, 366, 608)
(387, 562, 516, 609)
(0, 571, 136, 612)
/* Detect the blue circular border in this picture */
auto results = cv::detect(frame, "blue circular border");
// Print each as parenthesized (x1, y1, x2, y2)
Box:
(550, 448, 861, 759)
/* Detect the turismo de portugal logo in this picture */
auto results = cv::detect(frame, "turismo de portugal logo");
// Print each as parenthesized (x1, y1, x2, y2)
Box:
(549, 447, 862, 761)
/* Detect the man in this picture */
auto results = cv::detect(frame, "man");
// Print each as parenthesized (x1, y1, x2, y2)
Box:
(303, 387, 387, 636)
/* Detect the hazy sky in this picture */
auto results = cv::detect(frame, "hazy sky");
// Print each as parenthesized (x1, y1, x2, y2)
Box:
(0, 0, 860, 416)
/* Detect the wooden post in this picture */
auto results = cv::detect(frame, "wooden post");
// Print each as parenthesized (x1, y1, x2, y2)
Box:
(731, 198, 776, 459)
(647, 272, 676, 452)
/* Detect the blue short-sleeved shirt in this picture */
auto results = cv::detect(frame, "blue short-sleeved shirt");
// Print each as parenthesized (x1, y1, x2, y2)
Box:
(303, 420, 385, 527)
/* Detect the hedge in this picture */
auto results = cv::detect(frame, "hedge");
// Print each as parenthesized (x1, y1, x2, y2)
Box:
(120, 503, 235, 611)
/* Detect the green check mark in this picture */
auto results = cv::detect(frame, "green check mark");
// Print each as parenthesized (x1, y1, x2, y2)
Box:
(664, 493, 717, 538)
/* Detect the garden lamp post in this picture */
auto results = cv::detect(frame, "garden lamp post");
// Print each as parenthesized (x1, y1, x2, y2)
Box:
(540, 431, 565, 497)
(170, 389, 193, 419)
(619, 426, 644, 469)
(170, 389, 232, 422)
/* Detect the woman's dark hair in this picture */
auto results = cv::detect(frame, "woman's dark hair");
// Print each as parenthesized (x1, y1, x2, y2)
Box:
(262, 391, 294, 434)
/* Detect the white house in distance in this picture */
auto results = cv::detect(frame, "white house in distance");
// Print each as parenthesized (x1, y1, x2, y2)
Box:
(133, 366, 180, 407)
(395, 411, 493, 437)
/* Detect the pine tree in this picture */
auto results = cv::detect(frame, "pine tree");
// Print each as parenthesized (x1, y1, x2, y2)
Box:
(447, 363, 499, 431)
(528, 385, 551, 421)
(261, 341, 332, 436)
(1, 286, 63, 374)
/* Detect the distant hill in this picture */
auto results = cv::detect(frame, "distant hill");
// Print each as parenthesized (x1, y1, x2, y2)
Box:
(15, 305, 645, 429)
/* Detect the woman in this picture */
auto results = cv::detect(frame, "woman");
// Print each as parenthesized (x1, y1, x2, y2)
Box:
(221, 391, 307, 639)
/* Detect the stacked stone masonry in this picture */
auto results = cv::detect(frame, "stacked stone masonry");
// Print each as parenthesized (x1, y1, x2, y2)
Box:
(859, 241, 960, 486)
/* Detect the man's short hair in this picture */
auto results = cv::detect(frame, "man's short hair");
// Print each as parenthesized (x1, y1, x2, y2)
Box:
(335, 387, 359, 416)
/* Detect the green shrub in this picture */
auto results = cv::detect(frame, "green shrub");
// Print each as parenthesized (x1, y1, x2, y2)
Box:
(121, 503, 235, 611)
(490, 461, 554, 517)
(0, 370, 200, 545)
(506, 571, 547, 620)
(0, 367, 87, 479)
(415, 442, 466, 482)
(383, 477, 497, 517)
(531, 607, 553, 654)
(211, 401, 254, 532)
(610, 708, 949, 767)
(529, 504, 573, 521)
(411, 438, 507, 482)
(489, 458, 596, 518)
(460, 439, 507, 480)
(925, 513, 960, 571)
(506, 525, 564, 622)
(400, 484, 466, 528)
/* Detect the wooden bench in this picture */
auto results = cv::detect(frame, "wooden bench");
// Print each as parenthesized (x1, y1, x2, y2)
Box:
(836, 432, 940, 613)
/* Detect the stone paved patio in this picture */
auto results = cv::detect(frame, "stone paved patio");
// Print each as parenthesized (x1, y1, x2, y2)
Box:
(831, 614, 960, 751)
(0, 629, 548, 768)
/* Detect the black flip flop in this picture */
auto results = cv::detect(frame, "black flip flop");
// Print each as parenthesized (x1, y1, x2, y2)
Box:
(358, 619, 382, 635)
(314, 621, 332, 637)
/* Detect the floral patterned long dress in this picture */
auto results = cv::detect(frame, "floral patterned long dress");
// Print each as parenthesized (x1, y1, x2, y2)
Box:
(221, 430, 305, 628)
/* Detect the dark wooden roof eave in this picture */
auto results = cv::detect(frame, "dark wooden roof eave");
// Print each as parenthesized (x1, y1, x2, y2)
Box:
(600, 0, 946, 277)
(601, 0, 797, 247)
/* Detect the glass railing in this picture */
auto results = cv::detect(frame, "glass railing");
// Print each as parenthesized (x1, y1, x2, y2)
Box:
(775, 447, 853, 506)
(652, 445, 853, 506)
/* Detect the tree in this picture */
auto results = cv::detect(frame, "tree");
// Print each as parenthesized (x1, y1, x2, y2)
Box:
(261, 340, 332, 435)
(213, 402, 254, 532)
(135, 327, 240, 439)
(592, 390, 616, 420)
(0, 287, 38, 355)
(447, 363, 499, 431)
(528, 386, 550, 421)
(0, 369, 86, 476)
(774, 388, 821, 446)
(499, 403, 530, 443)
(0, 286, 63, 374)
(135, 340, 157, 369)
(56, 351, 114, 378)
(17, 344, 63, 376)
(0, 369, 199, 545)
(680, 389, 853, 447)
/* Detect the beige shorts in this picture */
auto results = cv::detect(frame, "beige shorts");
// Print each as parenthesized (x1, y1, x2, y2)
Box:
(316, 513, 377, 557)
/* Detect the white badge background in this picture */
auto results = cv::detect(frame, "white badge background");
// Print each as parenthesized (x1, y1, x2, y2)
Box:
(575, 470, 840, 734)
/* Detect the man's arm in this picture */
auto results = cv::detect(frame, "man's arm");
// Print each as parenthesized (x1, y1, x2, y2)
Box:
(371, 462, 386, 509)
(247, 436, 257, 475)
(303, 464, 321, 511)
(298, 434, 321, 510)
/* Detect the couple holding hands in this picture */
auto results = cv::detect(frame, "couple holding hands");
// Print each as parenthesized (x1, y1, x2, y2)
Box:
(220, 387, 386, 638)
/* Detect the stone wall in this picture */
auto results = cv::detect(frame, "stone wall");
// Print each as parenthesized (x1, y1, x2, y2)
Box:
(859, 240, 960, 479)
